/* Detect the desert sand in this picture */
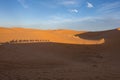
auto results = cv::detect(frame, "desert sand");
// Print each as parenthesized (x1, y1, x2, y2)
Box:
(0, 27, 120, 80)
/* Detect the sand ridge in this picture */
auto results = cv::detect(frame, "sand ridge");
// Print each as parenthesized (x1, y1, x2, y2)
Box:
(0, 27, 105, 45)
(0, 27, 120, 80)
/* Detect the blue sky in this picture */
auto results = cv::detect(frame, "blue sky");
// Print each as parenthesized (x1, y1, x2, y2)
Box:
(0, 0, 120, 31)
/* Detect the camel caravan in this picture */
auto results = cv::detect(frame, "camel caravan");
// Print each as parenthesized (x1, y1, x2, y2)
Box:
(2, 39, 50, 44)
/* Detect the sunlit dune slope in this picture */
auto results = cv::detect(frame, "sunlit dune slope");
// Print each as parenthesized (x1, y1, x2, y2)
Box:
(0, 27, 120, 80)
(0, 27, 105, 44)
(0, 27, 120, 65)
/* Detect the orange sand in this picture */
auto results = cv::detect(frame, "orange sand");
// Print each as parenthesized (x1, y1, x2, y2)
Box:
(0, 27, 105, 44)
(0, 27, 120, 80)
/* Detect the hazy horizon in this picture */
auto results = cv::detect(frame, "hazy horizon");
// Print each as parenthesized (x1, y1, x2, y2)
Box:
(0, 0, 120, 31)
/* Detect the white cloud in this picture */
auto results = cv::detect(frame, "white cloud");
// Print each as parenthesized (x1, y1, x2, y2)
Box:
(87, 2, 94, 8)
(60, 0, 77, 6)
(17, 0, 28, 8)
(63, 1, 76, 5)
(69, 9, 78, 13)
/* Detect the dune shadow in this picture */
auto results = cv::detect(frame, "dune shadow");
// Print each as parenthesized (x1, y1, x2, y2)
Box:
(0, 41, 104, 69)
(75, 29, 120, 41)
(75, 32, 104, 40)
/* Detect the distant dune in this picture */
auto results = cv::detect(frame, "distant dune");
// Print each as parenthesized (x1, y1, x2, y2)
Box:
(0, 27, 120, 80)
(0, 27, 105, 44)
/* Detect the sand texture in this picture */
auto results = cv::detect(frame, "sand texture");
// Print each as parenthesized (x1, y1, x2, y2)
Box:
(0, 27, 120, 80)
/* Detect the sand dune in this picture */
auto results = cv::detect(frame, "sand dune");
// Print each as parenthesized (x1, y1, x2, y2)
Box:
(0, 27, 120, 80)
(0, 27, 105, 44)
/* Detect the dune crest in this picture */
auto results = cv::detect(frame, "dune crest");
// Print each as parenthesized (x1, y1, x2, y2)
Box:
(1, 27, 120, 45)
(0, 27, 105, 45)
(80, 38, 105, 45)
(0, 27, 120, 80)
